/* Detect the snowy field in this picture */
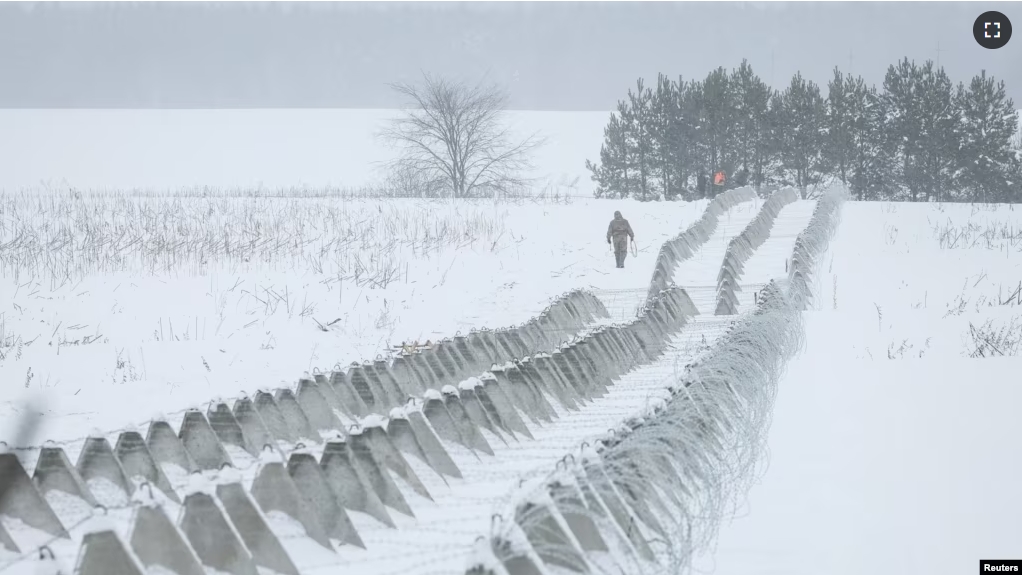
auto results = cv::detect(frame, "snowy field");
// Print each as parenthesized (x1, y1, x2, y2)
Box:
(0, 184, 774, 575)
(1, 108, 1020, 575)
(693, 201, 1022, 575)
(0, 109, 606, 196)
(0, 190, 714, 445)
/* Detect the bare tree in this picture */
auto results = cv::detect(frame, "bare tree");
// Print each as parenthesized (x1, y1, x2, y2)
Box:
(381, 73, 544, 199)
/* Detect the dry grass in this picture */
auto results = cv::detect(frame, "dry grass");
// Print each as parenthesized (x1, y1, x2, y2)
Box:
(930, 214, 1022, 251)
(966, 317, 1022, 358)
(0, 189, 519, 289)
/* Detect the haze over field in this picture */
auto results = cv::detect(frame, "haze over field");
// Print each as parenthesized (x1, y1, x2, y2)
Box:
(0, 109, 606, 195)
(1, 2, 1019, 110)
(1, 3, 1021, 575)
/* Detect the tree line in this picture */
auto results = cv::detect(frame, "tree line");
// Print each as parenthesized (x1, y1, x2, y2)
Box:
(587, 59, 1022, 202)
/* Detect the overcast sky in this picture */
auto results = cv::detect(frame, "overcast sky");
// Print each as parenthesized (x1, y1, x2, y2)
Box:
(1, 1, 1019, 110)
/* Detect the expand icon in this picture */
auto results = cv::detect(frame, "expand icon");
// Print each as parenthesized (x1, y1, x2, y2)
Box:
(974, 11, 1012, 49)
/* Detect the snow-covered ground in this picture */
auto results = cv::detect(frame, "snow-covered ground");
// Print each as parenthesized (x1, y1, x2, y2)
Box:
(2, 108, 1020, 575)
(692, 201, 1022, 575)
(0, 188, 782, 575)
(0, 183, 801, 574)
(0, 191, 708, 446)
(730, 199, 817, 312)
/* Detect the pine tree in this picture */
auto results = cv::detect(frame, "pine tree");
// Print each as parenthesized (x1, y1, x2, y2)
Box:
(587, 107, 633, 198)
(700, 67, 738, 197)
(825, 67, 855, 186)
(588, 56, 1020, 204)
(669, 77, 700, 199)
(616, 98, 637, 198)
(649, 74, 681, 200)
(956, 70, 1019, 203)
(776, 73, 829, 198)
(731, 60, 772, 190)
(847, 77, 897, 200)
(625, 80, 655, 201)
(759, 89, 787, 191)
(883, 58, 925, 201)
(687, 81, 707, 197)
(682, 79, 710, 196)
(914, 61, 960, 202)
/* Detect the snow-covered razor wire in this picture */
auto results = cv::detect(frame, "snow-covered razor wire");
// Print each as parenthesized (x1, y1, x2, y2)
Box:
(646, 187, 758, 304)
(788, 185, 848, 311)
(0, 286, 696, 575)
(475, 282, 803, 575)
(469, 185, 848, 575)
(715, 186, 800, 315)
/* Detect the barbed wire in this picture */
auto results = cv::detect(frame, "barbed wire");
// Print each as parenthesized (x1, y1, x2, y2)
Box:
(0, 189, 798, 575)
(0, 284, 714, 569)
(0, 331, 713, 574)
(472, 186, 845, 574)
(0, 288, 614, 453)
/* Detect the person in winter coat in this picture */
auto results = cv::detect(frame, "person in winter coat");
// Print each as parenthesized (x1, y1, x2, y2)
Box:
(606, 211, 635, 268)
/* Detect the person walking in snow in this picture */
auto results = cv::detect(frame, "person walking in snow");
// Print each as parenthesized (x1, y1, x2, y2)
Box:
(606, 211, 635, 269)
